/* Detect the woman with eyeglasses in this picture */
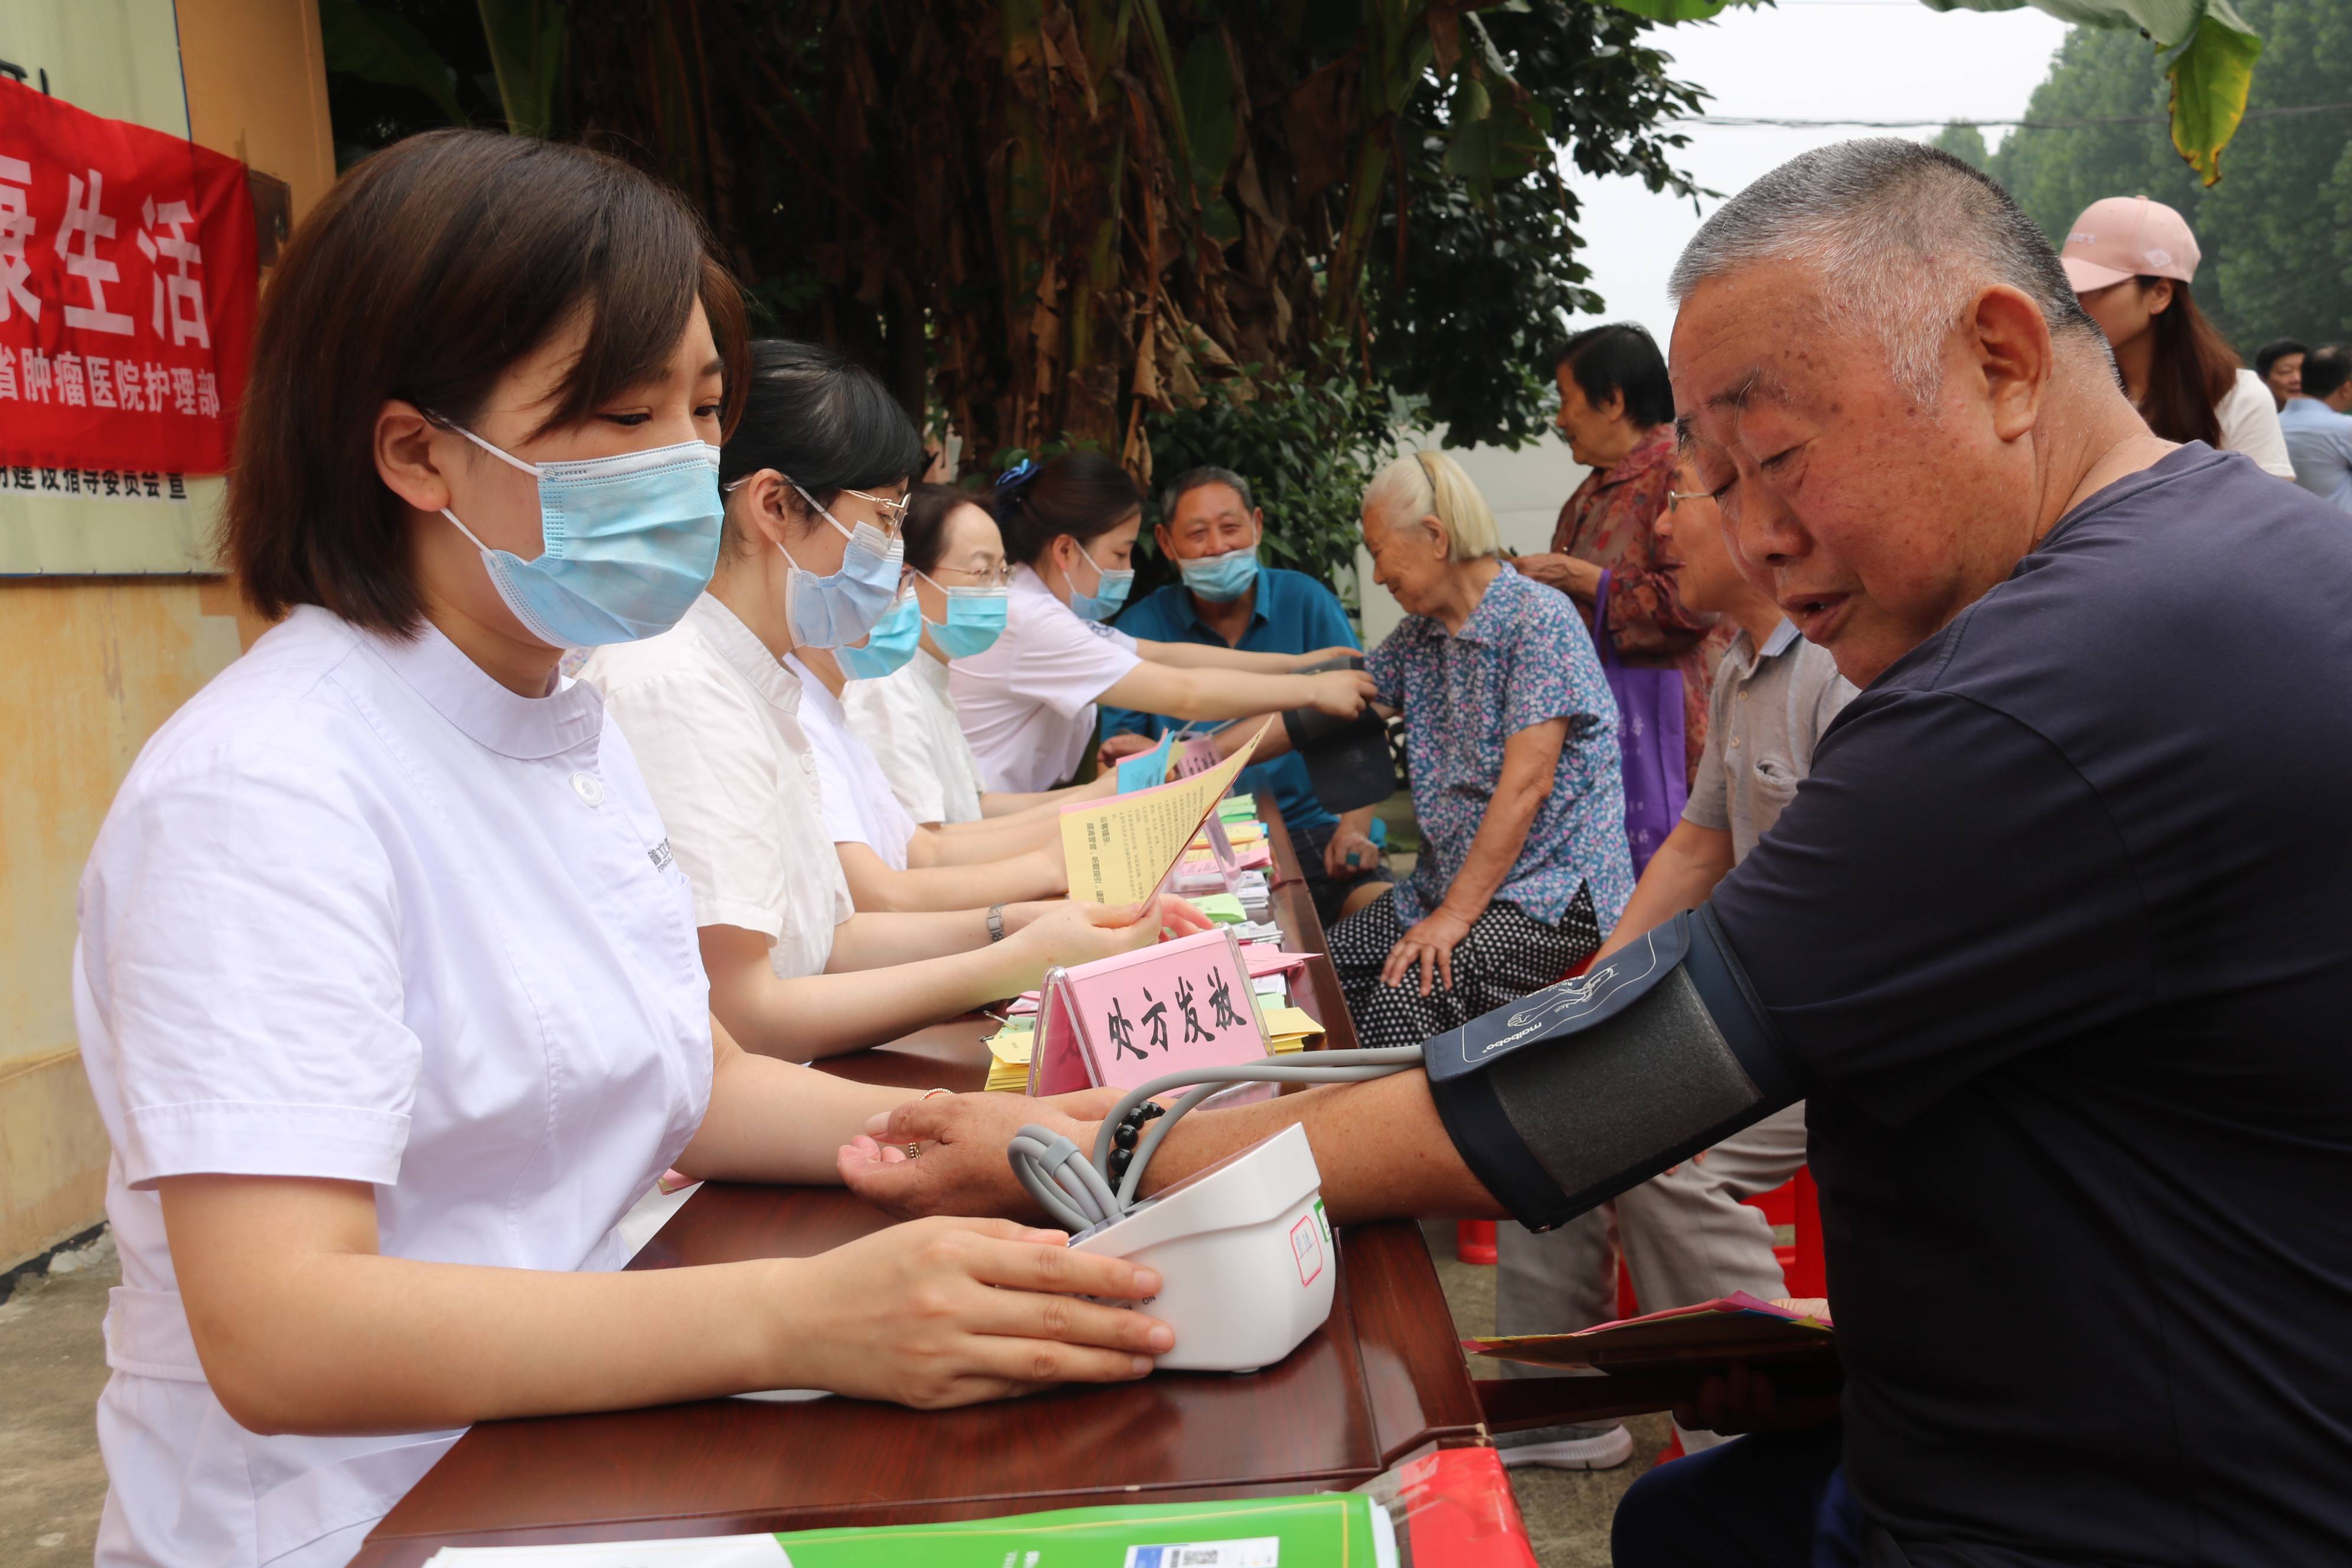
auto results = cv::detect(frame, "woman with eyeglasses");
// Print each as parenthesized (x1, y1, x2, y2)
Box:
(844, 484, 1117, 829)
(582, 341, 1198, 1064)
(950, 452, 1378, 793)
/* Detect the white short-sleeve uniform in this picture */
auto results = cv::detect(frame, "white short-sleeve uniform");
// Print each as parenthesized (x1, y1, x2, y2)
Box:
(2215, 367, 2297, 479)
(949, 564, 1141, 793)
(787, 655, 920, 868)
(75, 606, 713, 1568)
(842, 649, 989, 827)
(581, 593, 855, 981)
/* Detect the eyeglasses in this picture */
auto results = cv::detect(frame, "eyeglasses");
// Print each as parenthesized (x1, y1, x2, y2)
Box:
(1664, 490, 1710, 511)
(839, 487, 911, 535)
(929, 561, 1014, 587)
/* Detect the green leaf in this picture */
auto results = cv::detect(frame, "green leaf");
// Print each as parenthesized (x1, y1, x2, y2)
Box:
(1176, 32, 1239, 195)
(1442, 116, 1501, 184)
(2165, 8, 2262, 184)
(477, 0, 567, 138)
(1920, 0, 2262, 182)
(319, 0, 469, 127)
(1600, 0, 1761, 20)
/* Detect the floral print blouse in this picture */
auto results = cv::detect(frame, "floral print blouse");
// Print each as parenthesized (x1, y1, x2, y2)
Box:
(1366, 564, 1634, 931)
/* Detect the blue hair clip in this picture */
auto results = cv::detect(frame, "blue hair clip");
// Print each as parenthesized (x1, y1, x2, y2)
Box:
(995, 458, 1040, 492)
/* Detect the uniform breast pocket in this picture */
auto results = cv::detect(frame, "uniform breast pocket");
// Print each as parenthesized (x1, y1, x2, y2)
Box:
(1750, 757, 1801, 818)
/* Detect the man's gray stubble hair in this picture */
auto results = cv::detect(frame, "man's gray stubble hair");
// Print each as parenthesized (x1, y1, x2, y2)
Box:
(1667, 138, 2111, 403)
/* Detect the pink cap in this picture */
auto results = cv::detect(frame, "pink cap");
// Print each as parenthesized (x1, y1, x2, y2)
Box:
(2060, 195, 2200, 292)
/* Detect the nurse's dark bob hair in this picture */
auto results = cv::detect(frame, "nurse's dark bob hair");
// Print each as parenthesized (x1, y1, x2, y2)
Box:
(718, 339, 926, 544)
(224, 130, 749, 633)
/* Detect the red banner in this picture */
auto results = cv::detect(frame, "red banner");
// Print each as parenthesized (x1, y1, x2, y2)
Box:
(0, 79, 257, 475)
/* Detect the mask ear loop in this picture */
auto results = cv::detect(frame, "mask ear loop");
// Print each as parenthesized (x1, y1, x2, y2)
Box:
(426, 412, 544, 550)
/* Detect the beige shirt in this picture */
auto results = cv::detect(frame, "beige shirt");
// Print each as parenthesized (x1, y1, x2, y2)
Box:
(843, 649, 989, 827)
(580, 594, 854, 979)
(1683, 619, 1856, 862)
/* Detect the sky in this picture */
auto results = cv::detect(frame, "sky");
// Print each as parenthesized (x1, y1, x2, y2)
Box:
(1563, 0, 2075, 345)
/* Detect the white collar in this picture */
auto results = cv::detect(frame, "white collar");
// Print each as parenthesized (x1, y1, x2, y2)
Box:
(684, 593, 802, 717)
(355, 607, 604, 762)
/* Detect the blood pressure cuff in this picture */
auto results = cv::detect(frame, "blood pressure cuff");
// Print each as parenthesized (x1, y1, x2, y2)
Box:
(1422, 906, 1802, 1232)
(1281, 707, 1397, 814)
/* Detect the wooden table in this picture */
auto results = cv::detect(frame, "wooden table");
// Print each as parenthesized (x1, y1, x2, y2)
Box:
(356, 804, 1481, 1565)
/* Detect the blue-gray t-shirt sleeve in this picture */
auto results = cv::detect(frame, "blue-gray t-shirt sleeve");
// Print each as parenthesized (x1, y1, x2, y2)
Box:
(1709, 689, 2155, 1124)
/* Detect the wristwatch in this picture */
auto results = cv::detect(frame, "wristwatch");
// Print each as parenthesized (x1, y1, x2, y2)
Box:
(986, 904, 1007, 943)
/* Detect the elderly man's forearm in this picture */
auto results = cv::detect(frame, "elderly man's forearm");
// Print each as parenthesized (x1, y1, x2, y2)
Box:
(1133, 1073, 1507, 1224)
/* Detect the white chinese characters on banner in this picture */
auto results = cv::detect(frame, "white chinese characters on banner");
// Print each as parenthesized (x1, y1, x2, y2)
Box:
(0, 154, 36, 322)
(1, 77, 256, 489)
(136, 195, 210, 349)
(61, 169, 136, 336)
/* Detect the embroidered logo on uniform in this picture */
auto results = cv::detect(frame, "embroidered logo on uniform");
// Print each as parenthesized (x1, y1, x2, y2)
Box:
(648, 839, 675, 872)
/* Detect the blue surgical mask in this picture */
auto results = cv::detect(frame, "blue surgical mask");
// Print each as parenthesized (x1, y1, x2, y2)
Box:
(776, 483, 905, 649)
(915, 569, 1009, 659)
(1179, 544, 1260, 604)
(1067, 545, 1134, 623)
(837, 589, 923, 679)
(439, 424, 721, 649)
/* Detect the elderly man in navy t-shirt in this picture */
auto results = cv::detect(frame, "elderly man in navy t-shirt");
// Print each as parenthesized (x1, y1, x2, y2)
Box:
(850, 141, 2352, 1567)
(1098, 466, 1394, 925)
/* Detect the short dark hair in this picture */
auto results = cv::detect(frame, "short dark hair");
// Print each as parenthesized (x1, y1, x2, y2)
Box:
(2301, 344, 2351, 403)
(720, 339, 925, 530)
(2255, 338, 2309, 379)
(1556, 322, 1675, 429)
(1159, 465, 1255, 525)
(225, 129, 747, 633)
(992, 452, 1144, 564)
(901, 481, 990, 576)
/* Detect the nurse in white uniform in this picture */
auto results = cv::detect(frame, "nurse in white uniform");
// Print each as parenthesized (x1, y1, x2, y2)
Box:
(74, 132, 1171, 1568)
(587, 339, 1195, 1062)
(844, 484, 1115, 829)
(949, 452, 1380, 793)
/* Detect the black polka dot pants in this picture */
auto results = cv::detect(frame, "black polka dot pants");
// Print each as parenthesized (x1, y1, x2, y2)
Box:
(1330, 884, 1603, 1051)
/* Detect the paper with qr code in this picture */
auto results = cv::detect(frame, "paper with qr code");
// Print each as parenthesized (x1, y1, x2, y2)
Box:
(1124, 1540, 1279, 1568)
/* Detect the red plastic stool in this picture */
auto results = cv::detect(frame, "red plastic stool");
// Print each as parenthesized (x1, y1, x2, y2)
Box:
(1456, 1220, 1498, 1265)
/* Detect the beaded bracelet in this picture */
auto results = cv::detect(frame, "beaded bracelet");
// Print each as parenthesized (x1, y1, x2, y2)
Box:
(1102, 1100, 1167, 1187)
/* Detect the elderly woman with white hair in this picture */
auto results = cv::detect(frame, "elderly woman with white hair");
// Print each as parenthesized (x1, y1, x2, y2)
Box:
(1318, 450, 1634, 1047)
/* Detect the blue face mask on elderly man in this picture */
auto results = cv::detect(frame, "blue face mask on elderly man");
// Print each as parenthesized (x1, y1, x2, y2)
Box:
(1179, 545, 1260, 604)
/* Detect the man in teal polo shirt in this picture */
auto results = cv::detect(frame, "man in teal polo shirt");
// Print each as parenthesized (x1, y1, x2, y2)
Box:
(1099, 466, 1394, 925)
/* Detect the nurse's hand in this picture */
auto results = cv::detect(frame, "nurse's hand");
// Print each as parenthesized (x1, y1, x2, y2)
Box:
(840, 1092, 1095, 1224)
(1308, 669, 1378, 719)
(1010, 896, 1201, 974)
(792, 1216, 1172, 1407)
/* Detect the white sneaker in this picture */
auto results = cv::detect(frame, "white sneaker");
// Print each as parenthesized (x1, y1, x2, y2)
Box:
(1492, 1422, 1635, 1471)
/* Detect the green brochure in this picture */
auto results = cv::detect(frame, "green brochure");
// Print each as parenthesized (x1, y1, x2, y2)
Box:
(422, 1492, 1392, 1567)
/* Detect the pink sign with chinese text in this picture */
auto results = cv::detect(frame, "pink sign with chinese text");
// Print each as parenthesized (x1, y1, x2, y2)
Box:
(1028, 927, 1269, 1096)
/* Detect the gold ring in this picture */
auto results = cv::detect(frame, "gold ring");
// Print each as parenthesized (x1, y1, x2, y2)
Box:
(904, 1142, 922, 1159)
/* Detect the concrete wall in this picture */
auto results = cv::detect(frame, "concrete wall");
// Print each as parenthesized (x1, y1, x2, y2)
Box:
(0, 0, 331, 1272)
(1357, 430, 1590, 650)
